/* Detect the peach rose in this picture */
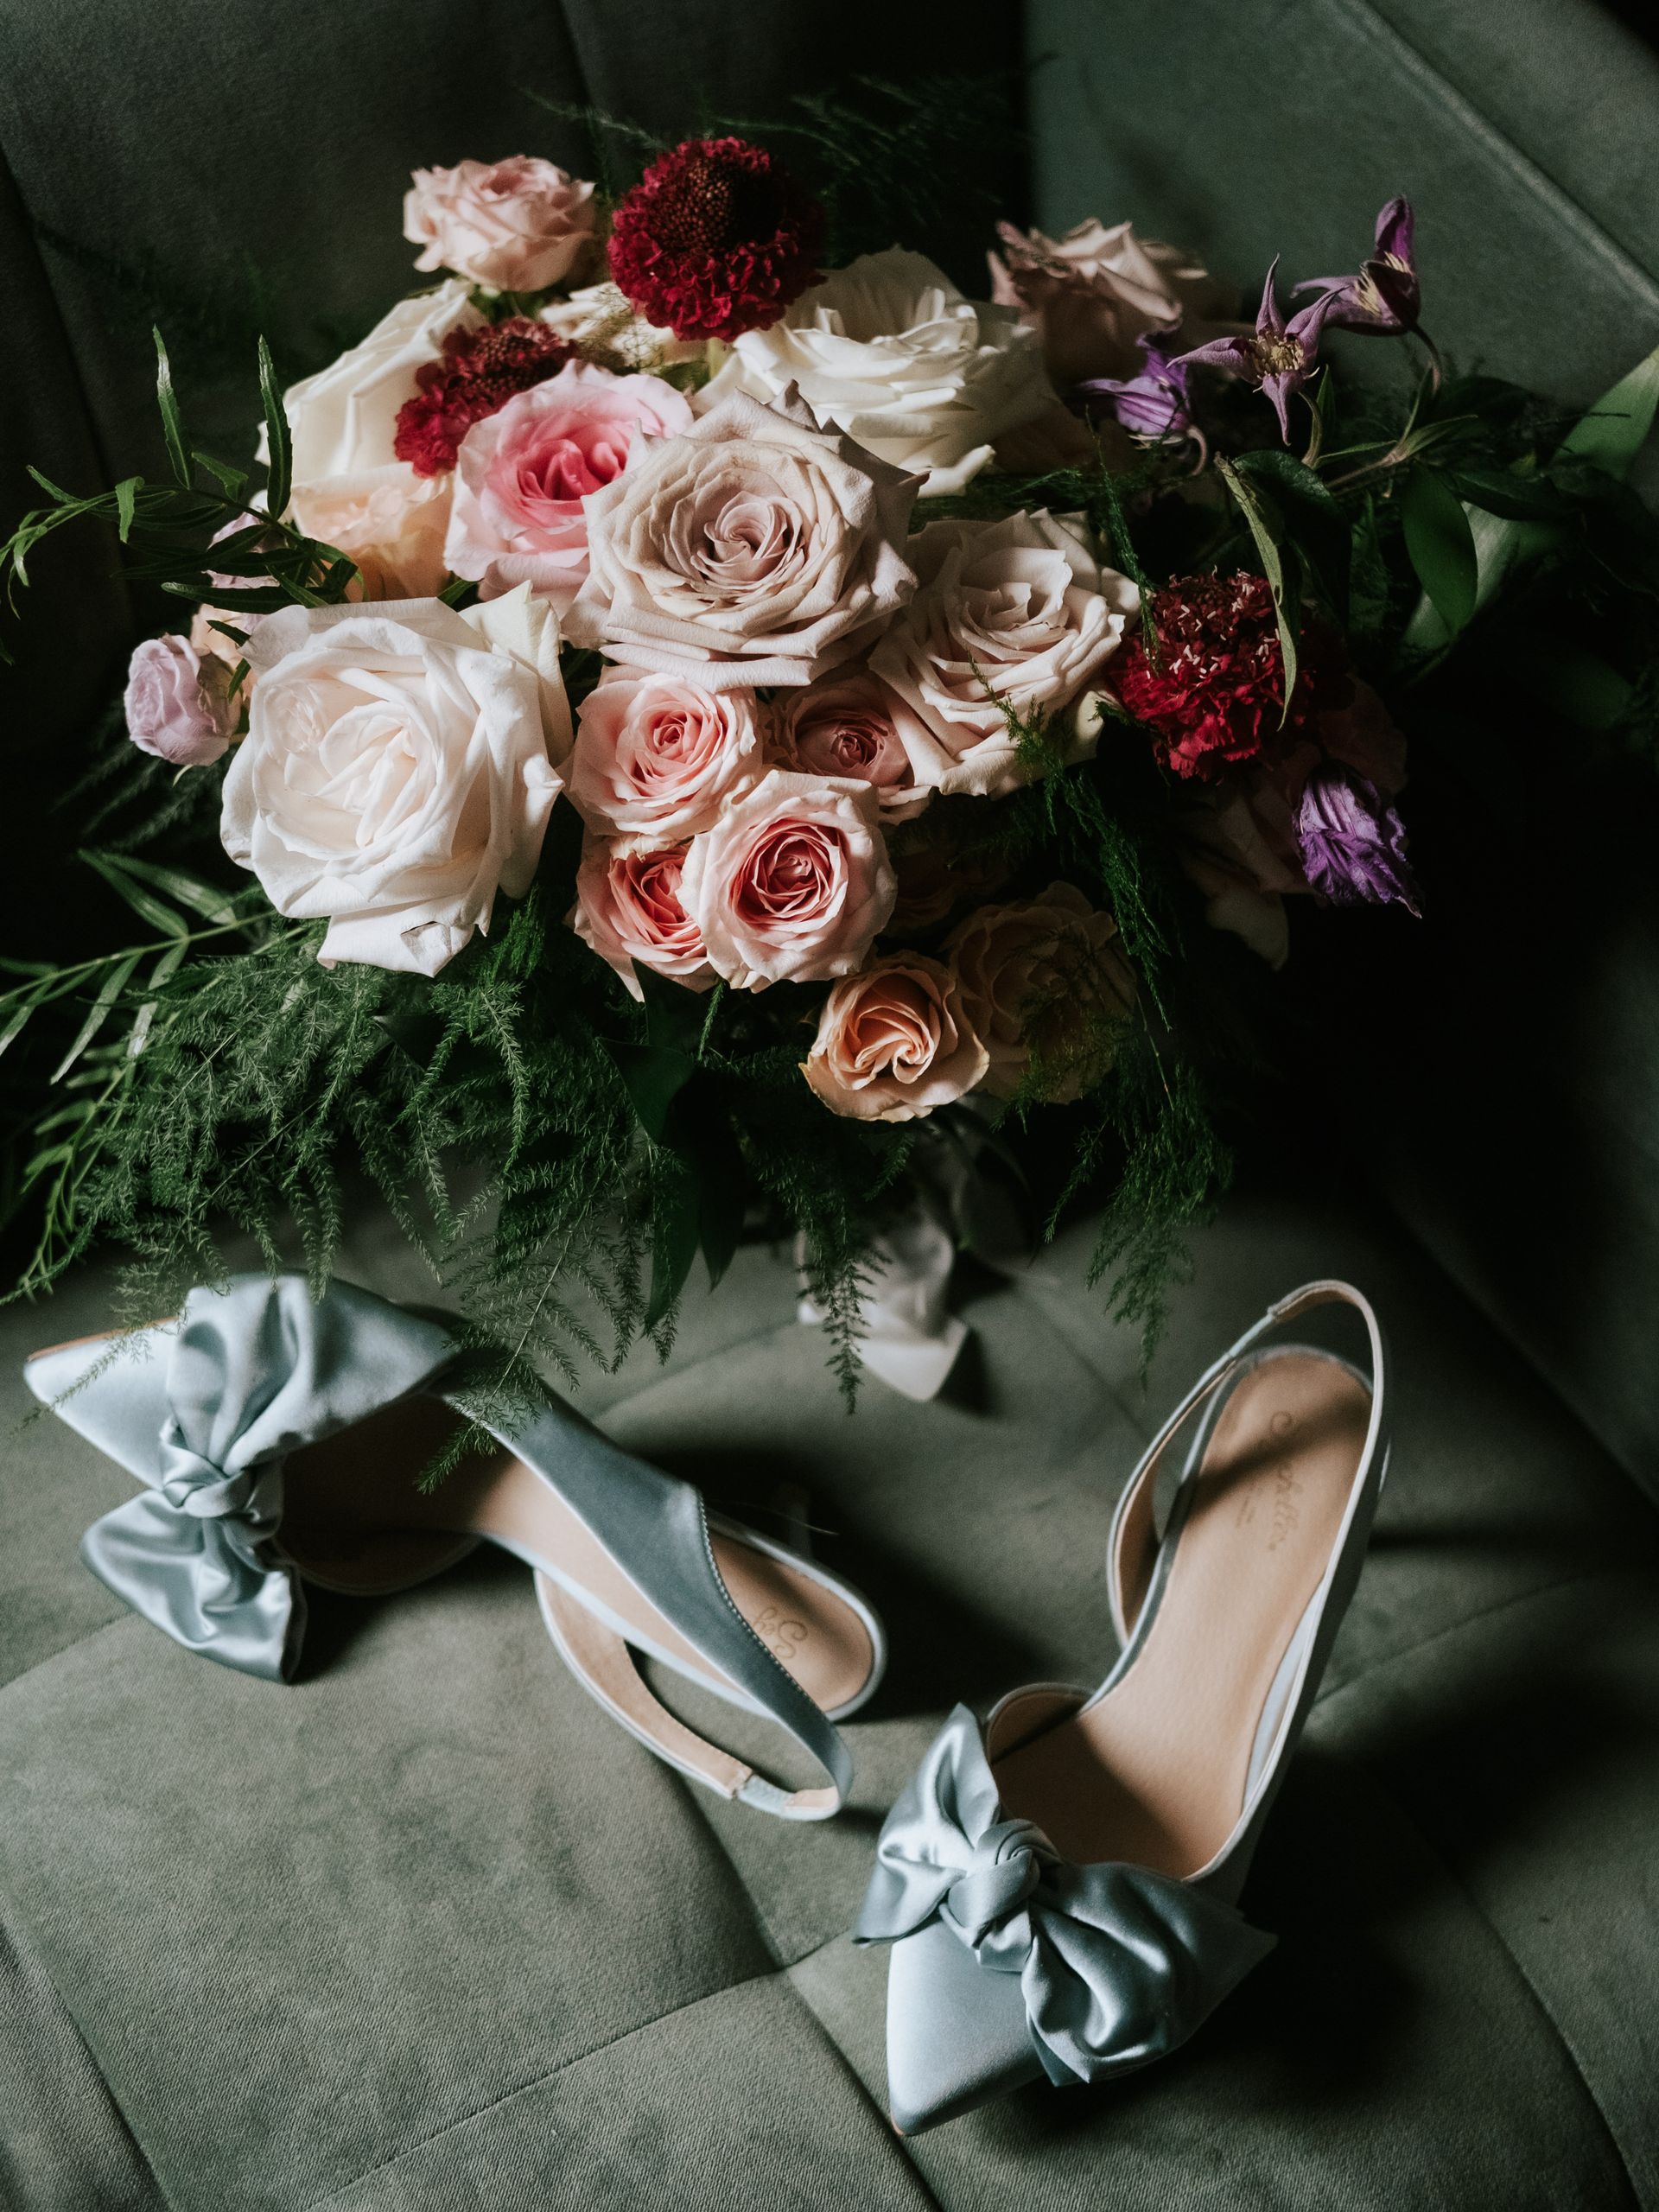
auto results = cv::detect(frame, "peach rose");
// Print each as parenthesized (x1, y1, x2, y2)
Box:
(679, 771, 895, 990)
(564, 387, 917, 690)
(445, 362, 694, 613)
(289, 469, 454, 600)
(803, 952, 988, 1122)
(568, 671, 765, 847)
(872, 510, 1139, 798)
(770, 667, 931, 823)
(569, 837, 715, 999)
(989, 219, 1236, 387)
(947, 882, 1135, 1102)
(404, 157, 596, 293)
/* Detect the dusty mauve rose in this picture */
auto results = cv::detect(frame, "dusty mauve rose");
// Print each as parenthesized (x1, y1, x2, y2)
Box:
(445, 362, 694, 613)
(564, 387, 917, 690)
(679, 770, 895, 990)
(803, 951, 989, 1123)
(770, 667, 930, 822)
(988, 219, 1236, 387)
(569, 836, 716, 999)
(226, 588, 568, 976)
(699, 248, 1053, 496)
(124, 634, 236, 767)
(887, 831, 1013, 933)
(404, 158, 595, 293)
(872, 510, 1139, 797)
(948, 882, 1135, 1102)
(569, 671, 765, 847)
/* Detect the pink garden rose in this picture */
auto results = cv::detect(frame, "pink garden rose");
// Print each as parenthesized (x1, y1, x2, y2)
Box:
(803, 951, 988, 1122)
(569, 836, 715, 999)
(568, 671, 765, 847)
(445, 362, 694, 613)
(679, 770, 895, 990)
(989, 219, 1236, 387)
(770, 667, 931, 823)
(946, 881, 1135, 1102)
(404, 157, 596, 293)
(124, 633, 236, 766)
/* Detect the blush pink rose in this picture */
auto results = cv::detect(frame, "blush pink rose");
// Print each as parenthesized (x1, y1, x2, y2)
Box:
(770, 667, 931, 823)
(803, 951, 988, 1122)
(679, 770, 895, 990)
(124, 633, 236, 766)
(445, 362, 694, 613)
(569, 836, 715, 999)
(988, 219, 1238, 387)
(404, 157, 596, 293)
(568, 671, 766, 847)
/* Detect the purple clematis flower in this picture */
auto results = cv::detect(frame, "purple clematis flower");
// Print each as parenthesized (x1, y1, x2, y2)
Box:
(1295, 765, 1422, 914)
(1068, 335, 1197, 443)
(1295, 195, 1420, 335)
(1173, 261, 1339, 443)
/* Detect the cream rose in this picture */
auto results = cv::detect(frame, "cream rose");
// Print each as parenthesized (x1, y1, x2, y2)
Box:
(678, 771, 895, 990)
(989, 219, 1236, 387)
(770, 667, 931, 823)
(226, 587, 568, 976)
(803, 952, 988, 1122)
(568, 671, 765, 848)
(947, 882, 1135, 1101)
(569, 837, 715, 1000)
(445, 362, 694, 613)
(872, 510, 1139, 798)
(699, 249, 1054, 497)
(404, 158, 595, 293)
(564, 387, 917, 690)
(272, 281, 482, 599)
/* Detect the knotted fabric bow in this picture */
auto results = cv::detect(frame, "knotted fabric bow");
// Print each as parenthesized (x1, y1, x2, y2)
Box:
(79, 1276, 456, 1681)
(854, 1705, 1275, 2086)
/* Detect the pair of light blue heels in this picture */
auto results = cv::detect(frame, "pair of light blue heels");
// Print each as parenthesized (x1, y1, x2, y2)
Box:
(27, 1272, 1388, 2133)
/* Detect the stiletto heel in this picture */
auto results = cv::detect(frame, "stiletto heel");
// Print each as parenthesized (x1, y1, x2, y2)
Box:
(854, 1280, 1389, 2129)
(25, 1274, 884, 1820)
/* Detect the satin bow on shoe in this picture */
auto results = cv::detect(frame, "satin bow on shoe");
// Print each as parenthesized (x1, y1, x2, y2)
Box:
(53, 1277, 456, 1681)
(855, 1706, 1275, 2100)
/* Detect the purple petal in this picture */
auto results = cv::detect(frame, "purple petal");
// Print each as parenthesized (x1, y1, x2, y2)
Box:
(1374, 194, 1414, 265)
(1296, 766, 1422, 914)
(1261, 370, 1295, 444)
(1255, 257, 1286, 340)
(1169, 334, 1255, 374)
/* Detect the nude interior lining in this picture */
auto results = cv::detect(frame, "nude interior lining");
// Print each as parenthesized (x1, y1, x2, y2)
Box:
(990, 1353, 1372, 1875)
(278, 1392, 874, 1716)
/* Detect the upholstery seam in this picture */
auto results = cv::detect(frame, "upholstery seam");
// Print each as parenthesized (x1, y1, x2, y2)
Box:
(0, 1609, 137, 1699)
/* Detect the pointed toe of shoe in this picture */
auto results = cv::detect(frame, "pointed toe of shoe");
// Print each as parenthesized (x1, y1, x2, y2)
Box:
(24, 1329, 172, 1484)
(884, 1918, 1046, 2135)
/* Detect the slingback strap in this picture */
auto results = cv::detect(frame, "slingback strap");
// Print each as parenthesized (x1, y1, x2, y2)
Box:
(1108, 1281, 1389, 1646)
(537, 1575, 842, 1821)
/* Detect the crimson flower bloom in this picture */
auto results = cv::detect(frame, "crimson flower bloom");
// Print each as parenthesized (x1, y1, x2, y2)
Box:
(607, 136, 824, 344)
(1173, 260, 1339, 442)
(393, 317, 574, 476)
(1295, 197, 1420, 336)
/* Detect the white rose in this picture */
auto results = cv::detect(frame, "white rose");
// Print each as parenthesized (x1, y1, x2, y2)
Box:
(268, 282, 482, 594)
(226, 585, 568, 976)
(565, 387, 917, 690)
(698, 249, 1054, 497)
(871, 510, 1139, 798)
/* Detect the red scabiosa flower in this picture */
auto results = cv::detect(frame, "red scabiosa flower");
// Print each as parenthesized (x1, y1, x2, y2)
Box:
(606, 135, 824, 344)
(393, 315, 574, 477)
(1114, 573, 1342, 781)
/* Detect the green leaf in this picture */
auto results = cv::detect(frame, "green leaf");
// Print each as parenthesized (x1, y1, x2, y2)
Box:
(1557, 343, 1659, 480)
(257, 335, 292, 522)
(51, 952, 141, 1083)
(634, 961, 709, 1056)
(605, 1039, 695, 1144)
(105, 852, 243, 928)
(1216, 456, 1300, 722)
(152, 329, 192, 487)
(1401, 468, 1478, 639)
(112, 476, 140, 544)
(192, 449, 249, 500)
(1504, 644, 1635, 731)
(645, 1153, 702, 1328)
(79, 850, 189, 938)
(1446, 467, 1572, 524)
(1233, 448, 1351, 625)
(0, 998, 37, 1060)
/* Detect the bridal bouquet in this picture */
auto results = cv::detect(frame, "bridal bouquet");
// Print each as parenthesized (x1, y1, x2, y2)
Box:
(5, 96, 1656, 1414)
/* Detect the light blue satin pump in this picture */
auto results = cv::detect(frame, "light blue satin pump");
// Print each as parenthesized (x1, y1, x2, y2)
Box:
(25, 1274, 885, 1821)
(855, 1281, 1390, 2130)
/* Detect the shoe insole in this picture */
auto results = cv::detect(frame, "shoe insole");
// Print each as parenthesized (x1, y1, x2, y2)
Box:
(280, 1392, 874, 1717)
(991, 1353, 1372, 1875)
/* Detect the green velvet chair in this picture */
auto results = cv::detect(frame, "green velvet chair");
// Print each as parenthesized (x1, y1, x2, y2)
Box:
(3, 4, 1658, 2205)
